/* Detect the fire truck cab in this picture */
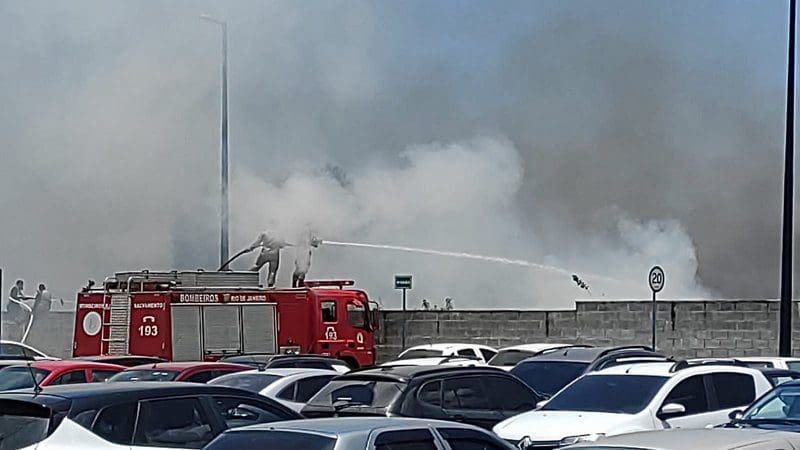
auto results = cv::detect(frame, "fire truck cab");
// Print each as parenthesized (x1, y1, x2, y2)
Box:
(73, 270, 379, 368)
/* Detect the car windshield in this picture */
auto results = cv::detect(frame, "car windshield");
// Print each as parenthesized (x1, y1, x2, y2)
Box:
(0, 367, 49, 390)
(108, 370, 179, 382)
(207, 430, 336, 450)
(306, 379, 405, 408)
(208, 373, 283, 392)
(543, 375, 668, 414)
(488, 349, 538, 367)
(397, 349, 443, 360)
(511, 361, 589, 396)
(0, 400, 53, 450)
(743, 385, 800, 422)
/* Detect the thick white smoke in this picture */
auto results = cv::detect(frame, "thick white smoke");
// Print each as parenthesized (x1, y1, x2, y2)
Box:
(230, 136, 710, 308)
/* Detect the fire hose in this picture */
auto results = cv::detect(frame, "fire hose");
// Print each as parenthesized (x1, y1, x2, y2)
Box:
(217, 247, 256, 271)
(7, 297, 34, 343)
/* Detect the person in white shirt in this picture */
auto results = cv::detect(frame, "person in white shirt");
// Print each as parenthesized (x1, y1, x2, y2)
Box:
(292, 234, 321, 287)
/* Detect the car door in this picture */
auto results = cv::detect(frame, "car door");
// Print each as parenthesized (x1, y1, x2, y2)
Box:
(482, 375, 539, 420)
(132, 397, 220, 450)
(706, 372, 757, 425)
(441, 376, 502, 429)
(659, 374, 717, 429)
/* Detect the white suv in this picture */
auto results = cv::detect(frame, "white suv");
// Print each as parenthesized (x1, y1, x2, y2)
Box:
(382, 343, 498, 367)
(493, 361, 772, 448)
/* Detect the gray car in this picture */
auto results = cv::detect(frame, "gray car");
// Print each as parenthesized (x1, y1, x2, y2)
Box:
(566, 428, 800, 450)
(205, 417, 516, 450)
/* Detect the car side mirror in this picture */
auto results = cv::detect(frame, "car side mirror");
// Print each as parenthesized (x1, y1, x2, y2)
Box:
(658, 403, 686, 420)
(728, 409, 744, 421)
(536, 400, 549, 409)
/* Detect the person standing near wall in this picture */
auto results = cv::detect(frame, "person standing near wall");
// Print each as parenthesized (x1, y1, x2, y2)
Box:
(7, 279, 33, 341)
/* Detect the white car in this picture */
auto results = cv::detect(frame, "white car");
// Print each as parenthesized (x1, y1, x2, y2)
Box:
(735, 357, 800, 371)
(488, 343, 574, 370)
(382, 343, 498, 367)
(493, 361, 772, 448)
(566, 428, 800, 450)
(208, 368, 338, 412)
(0, 340, 54, 360)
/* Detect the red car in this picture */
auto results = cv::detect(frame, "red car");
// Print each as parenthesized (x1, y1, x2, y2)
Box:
(0, 360, 125, 391)
(108, 361, 250, 383)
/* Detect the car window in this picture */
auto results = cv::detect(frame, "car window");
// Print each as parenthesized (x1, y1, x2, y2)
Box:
(134, 398, 215, 449)
(488, 350, 536, 367)
(437, 427, 509, 450)
(347, 302, 367, 329)
(277, 382, 296, 401)
(269, 360, 297, 369)
(184, 370, 218, 383)
(443, 376, 490, 410)
(479, 349, 497, 362)
(398, 349, 443, 360)
(418, 380, 442, 407)
(210, 396, 288, 429)
(91, 370, 120, 382)
(787, 362, 800, 372)
(664, 375, 709, 415)
(744, 385, 800, 420)
(307, 379, 405, 409)
(52, 370, 87, 385)
(483, 376, 539, 411)
(0, 367, 49, 390)
(711, 373, 755, 409)
(543, 375, 667, 414)
(206, 430, 335, 450)
(0, 343, 26, 357)
(321, 301, 337, 323)
(457, 349, 477, 358)
(374, 429, 438, 450)
(297, 361, 334, 370)
(109, 370, 179, 382)
(295, 376, 336, 403)
(742, 361, 774, 368)
(210, 373, 283, 393)
(511, 361, 589, 397)
(0, 400, 55, 450)
(93, 402, 137, 445)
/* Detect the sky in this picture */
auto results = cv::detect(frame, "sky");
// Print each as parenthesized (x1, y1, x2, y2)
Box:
(0, 0, 794, 308)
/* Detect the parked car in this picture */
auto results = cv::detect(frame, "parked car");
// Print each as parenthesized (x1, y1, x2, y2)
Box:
(209, 368, 339, 412)
(488, 344, 582, 370)
(302, 365, 543, 429)
(759, 368, 800, 387)
(726, 379, 800, 432)
(108, 361, 250, 383)
(735, 357, 800, 371)
(510, 345, 669, 397)
(565, 428, 800, 450)
(389, 343, 498, 365)
(219, 354, 351, 373)
(0, 381, 301, 450)
(75, 355, 167, 367)
(494, 360, 772, 448)
(0, 360, 125, 390)
(205, 417, 516, 450)
(0, 340, 53, 360)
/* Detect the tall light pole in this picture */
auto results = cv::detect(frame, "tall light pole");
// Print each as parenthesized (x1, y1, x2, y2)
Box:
(201, 14, 230, 269)
(780, 0, 797, 357)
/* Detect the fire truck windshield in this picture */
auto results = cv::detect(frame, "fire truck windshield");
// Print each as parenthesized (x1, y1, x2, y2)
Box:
(108, 370, 179, 382)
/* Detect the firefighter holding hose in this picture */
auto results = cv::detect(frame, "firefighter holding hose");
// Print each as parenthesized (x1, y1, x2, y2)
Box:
(248, 230, 292, 287)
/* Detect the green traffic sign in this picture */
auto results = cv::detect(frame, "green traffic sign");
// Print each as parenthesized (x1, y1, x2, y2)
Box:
(394, 275, 412, 290)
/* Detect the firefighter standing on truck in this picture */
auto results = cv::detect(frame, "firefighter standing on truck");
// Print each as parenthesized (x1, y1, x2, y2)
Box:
(248, 230, 291, 287)
(293, 234, 322, 288)
(7, 279, 33, 339)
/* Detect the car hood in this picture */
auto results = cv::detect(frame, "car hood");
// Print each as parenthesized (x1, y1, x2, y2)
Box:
(493, 410, 642, 441)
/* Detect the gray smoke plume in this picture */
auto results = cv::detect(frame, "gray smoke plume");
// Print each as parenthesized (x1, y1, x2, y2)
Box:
(0, 1, 790, 307)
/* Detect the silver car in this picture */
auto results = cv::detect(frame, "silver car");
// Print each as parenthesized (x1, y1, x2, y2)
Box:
(205, 417, 516, 450)
(566, 428, 800, 450)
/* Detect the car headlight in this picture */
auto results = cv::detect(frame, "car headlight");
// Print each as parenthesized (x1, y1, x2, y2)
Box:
(559, 433, 605, 446)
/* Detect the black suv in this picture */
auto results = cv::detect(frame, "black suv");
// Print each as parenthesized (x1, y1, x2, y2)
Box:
(510, 345, 668, 398)
(220, 353, 351, 372)
(301, 365, 543, 429)
(0, 382, 301, 449)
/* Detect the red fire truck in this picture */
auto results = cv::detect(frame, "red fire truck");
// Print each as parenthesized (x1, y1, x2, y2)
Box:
(72, 270, 380, 368)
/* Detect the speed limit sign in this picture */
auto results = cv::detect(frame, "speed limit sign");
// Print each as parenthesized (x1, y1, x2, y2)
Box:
(649, 266, 665, 293)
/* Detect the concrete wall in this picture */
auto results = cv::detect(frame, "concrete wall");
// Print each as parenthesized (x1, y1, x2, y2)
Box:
(3, 300, 793, 363)
(375, 300, 791, 362)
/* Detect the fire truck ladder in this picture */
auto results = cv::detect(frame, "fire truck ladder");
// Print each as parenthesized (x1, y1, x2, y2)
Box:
(100, 279, 134, 355)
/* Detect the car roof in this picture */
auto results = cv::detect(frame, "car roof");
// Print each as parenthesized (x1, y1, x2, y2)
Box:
(342, 365, 506, 382)
(737, 356, 800, 362)
(125, 361, 250, 371)
(26, 360, 125, 371)
(2, 381, 255, 399)
(596, 362, 763, 377)
(570, 428, 800, 450)
(498, 343, 571, 352)
(403, 343, 495, 352)
(234, 417, 487, 435)
(760, 368, 800, 377)
(223, 368, 338, 378)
